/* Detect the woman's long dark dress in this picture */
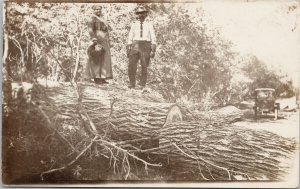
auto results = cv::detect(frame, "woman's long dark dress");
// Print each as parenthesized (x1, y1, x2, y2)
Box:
(85, 16, 113, 80)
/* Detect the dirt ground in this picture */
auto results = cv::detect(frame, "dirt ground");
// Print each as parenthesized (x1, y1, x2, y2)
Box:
(234, 110, 299, 139)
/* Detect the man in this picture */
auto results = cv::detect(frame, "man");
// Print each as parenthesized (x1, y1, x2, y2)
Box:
(126, 5, 157, 89)
(86, 5, 113, 84)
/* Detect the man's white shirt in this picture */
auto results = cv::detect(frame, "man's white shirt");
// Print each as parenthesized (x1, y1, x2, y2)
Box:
(127, 21, 157, 45)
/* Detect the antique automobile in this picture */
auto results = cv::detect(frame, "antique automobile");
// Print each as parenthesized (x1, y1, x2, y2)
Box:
(253, 88, 280, 120)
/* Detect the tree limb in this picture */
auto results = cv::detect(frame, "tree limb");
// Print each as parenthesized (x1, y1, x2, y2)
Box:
(72, 20, 85, 82)
(32, 102, 78, 153)
(172, 142, 250, 180)
(40, 135, 99, 180)
(97, 139, 162, 168)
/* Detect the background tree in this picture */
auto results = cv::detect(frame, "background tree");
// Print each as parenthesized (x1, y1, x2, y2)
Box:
(3, 2, 296, 107)
(2, 2, 298, 183)
(147, 4, 235, 109)
(240, 55, 294, 98)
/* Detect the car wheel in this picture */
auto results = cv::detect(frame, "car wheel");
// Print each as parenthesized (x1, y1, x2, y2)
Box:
(254, 108, 258, 119)
(274, 108, 278, 120)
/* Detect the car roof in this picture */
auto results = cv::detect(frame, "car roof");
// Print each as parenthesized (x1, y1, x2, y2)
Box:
(255, 88, 275, 91)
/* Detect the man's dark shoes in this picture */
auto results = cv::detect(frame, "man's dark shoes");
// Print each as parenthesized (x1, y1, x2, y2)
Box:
(94, 78, 109, 85)
(128, 85, 135, 89)
(101, 79, 109, 84)
(94, 78, 100, 84)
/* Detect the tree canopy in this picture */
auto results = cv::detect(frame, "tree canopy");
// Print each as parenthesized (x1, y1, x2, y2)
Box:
(3, 2, 296, 108)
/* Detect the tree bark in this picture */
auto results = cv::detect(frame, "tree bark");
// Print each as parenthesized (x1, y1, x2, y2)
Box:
(109, 103, 182, 140)
(46, 83, 183, 141)
(3, 9, 12, 108)
(37, 83, 297, 180)
(191, 105, 244, 123)
(159, 121, 296, 180)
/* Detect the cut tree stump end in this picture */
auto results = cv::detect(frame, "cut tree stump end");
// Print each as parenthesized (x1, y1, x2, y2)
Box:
(163, 105, 183, 127)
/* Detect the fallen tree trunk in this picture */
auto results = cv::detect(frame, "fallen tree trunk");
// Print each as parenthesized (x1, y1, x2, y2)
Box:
(191, 105, 244, 124)
(159, 121, 297, 180)
(108, 103, 182, 139)
(37, 83, 297, 181)
(46, 83, 183, 141)
(44, 84, 244, 143)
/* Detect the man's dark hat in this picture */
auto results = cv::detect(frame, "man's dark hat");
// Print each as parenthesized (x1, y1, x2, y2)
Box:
(134, 6, 149, 14)
(92, 4, 102, 10)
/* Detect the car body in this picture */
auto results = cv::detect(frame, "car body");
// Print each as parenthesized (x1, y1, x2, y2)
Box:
(253, 88, 280, 120)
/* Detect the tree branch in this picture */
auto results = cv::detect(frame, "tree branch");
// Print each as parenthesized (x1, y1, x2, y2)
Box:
(172, 143, 250, 180)
(72, 22, 85, 82)
(32, 102, 78, 153)
(97, 139, 162, 168)
(40, 135, 99, 180)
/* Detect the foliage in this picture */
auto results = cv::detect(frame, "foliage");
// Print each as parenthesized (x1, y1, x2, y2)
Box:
(4, 2, 296, 105)
(4, 3, 235, 106)
(5, 3, 89, 82)
(149, 4, 235, 106)
(2, 2, 298, 182)
(2, 85, 71, 183)
(240, 55, 295, 98)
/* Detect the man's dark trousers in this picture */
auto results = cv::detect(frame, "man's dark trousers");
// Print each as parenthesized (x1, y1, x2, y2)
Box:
(128, 41, 151, 87)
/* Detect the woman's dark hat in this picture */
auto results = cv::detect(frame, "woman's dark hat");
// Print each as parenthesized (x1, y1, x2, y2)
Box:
(134, 6, 149, 14)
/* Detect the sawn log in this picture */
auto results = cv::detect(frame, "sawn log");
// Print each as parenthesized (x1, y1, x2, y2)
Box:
(158, 121, 297, 180)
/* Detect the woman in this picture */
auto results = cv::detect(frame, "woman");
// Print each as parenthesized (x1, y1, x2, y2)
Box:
(85, 5, 113, 84)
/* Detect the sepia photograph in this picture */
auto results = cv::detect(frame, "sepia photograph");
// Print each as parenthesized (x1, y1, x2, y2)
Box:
(1, 0, 300, 187)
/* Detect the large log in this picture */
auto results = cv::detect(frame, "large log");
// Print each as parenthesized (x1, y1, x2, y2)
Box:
(45, 84, 242, 141)
(38, 82, 297, 180)
(45, 83, 183, 141)
(159, 121, 297, 180)
(86, 102, 183, 143)
(191, 105, 244, 123)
